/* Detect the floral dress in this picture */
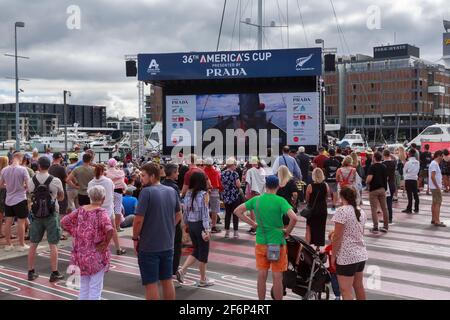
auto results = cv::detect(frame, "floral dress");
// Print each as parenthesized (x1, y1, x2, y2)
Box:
(61, 207, 113, 276)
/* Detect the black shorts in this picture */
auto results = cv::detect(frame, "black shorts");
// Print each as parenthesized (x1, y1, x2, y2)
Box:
(336, 261, 366, 277)
(5, 200, 29, 219)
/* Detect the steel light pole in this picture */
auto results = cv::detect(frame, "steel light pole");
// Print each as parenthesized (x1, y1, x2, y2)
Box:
(14, 22, 25, 151)
(63, 90, 72, 157)
(315, 39, 325, 147)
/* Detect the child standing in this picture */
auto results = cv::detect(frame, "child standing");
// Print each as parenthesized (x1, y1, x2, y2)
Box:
(323, 231, 341, 300)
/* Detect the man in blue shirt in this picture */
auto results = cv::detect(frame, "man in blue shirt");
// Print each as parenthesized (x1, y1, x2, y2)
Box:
(121, 188, 138, 228)
(133, 163, 182, 300)
(272, 146, 302, 180)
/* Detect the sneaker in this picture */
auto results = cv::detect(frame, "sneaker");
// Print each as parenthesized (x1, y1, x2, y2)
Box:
(176, 268, 185, 284)
(233, 230, 239, 239)
(17, 244, 30, 252)
(224, 230, 230, 238)
(401, 209, 412, 214)
(28, 270, 39, 281)
(198, 278, 215, 287)
(4, 245, 14, 252)
(211, 227, 221, 234)
(249, 229, 257, 236)
(379, 227, 388, 233)
(414, 209, 420, 214)
(49, 271, 64, 283)
(370, 227, 379, 233)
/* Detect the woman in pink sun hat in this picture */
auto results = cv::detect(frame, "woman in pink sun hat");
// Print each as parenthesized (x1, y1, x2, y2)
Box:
(105, 158, 127, 235)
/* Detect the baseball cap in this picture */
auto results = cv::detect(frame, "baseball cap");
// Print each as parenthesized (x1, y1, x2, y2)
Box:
(265, 175, 279, 189)
(68, 153, 78, 160)
(249, 156, 259, 165)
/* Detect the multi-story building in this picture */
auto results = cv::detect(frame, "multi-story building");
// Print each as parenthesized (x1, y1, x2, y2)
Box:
(325, 44, 450, 142)
(145, 85, 163, 125)
(0, 103, 106, 141)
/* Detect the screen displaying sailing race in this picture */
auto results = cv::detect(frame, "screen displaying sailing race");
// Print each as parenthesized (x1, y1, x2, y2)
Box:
(165, 92, 320, 148)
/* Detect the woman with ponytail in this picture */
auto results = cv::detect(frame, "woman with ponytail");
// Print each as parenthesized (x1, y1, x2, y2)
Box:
(88, 164, 126, 256)
(330, 186, 368, 300)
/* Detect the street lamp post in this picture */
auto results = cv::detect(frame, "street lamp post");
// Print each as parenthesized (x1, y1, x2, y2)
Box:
(315, 39, 325, 147)
(64, 90, 72, 158)
(14, 21, 25, 151)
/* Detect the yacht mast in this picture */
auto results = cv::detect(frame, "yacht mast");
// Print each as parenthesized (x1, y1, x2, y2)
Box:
(257, 0, 263, 50)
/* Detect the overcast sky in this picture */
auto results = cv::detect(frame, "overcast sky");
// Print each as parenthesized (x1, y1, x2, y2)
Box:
(0, 0, 449, 118)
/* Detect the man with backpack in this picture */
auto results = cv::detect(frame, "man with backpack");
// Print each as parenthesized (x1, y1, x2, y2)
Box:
(323, 149, 341, 211)
(27, 157, 65, 282)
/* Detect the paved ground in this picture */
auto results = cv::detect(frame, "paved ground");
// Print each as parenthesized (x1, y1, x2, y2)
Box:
(0, 190, 449, 300)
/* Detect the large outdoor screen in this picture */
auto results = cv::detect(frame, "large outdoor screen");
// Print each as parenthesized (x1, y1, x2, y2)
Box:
(165, 92, 319, 148)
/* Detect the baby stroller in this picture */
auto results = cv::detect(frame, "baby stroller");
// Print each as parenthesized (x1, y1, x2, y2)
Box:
(271, 235, 331, 300)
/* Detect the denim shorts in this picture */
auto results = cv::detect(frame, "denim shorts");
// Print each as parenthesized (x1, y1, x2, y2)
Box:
(138, 249, 174, 285)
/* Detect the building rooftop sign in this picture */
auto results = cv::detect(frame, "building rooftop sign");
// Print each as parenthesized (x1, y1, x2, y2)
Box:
(373, 44, 420, 59)
(137, 48, 322, 81)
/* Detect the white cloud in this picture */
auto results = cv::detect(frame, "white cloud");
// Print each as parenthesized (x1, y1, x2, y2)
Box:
(0, 0, 448, 118)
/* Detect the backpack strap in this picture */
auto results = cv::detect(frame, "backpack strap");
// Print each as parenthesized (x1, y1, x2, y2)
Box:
(32, 176, 40, 188)
(343, 168, 355, 184)
(43, 175, 53, 187)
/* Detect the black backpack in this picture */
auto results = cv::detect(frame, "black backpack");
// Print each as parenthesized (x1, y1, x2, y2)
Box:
(31, 176, 56, 218)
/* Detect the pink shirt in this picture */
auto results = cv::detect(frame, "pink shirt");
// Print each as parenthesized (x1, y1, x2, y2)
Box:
(61, 207, 113, 276)
(106, 168, 127, 190)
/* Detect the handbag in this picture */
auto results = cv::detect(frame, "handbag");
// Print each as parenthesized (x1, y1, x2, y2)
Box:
(300, 186, 319, 219)
(255, 199, 281, 262)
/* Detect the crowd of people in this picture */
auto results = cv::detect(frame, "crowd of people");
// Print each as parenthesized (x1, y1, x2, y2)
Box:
(0, 141, 446, 301)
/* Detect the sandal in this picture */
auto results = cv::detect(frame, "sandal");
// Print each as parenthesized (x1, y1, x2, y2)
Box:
(433, 222, 447, 227)
(60, 235, 68, 241)
(116, 248, 127, 255)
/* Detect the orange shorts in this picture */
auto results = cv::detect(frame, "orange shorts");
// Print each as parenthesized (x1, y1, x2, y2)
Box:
(255, 244, 288, 272)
